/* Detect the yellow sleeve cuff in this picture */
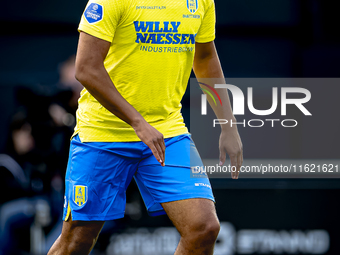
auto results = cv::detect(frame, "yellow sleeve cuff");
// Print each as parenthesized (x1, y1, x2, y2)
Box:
(195, 35, 215, 44)
(78, 24, 113, 42)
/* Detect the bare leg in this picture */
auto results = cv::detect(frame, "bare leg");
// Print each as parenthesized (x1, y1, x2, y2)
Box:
(47, 215, 104, 255)
(162, 198, 220, 255)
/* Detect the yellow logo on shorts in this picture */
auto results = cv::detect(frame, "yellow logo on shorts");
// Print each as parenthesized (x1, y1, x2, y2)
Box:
(73, 185, 88, 207)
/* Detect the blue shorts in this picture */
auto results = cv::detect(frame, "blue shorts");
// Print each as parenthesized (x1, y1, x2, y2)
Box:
(63, 134, 214, 221)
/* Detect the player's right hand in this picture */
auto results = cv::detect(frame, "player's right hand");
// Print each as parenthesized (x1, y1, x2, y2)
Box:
(132, 120, 165, 166)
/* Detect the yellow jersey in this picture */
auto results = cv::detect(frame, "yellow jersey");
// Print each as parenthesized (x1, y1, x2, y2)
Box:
(75, 0, 216, 142)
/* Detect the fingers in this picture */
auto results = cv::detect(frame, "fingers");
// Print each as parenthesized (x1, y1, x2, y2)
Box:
(154, 139, 165, 166)
(219, 148, 226, 166)
(150, 144, 165, 166)
(229, 154, 238, 179)
(234, 151, 243, 179)
(225, 150, 243, 179)
(133, 122, 165, 166)
(160, 139, 166, 166)
(149, 135, 165, 166)
(219, 131, 243, 179)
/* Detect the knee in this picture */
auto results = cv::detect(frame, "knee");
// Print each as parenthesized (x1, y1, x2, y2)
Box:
(201, 220, 220, 243)
(184, 218, 220, 245)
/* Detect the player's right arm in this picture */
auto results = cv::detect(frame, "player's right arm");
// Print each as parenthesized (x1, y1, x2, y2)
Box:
(75, 31, 165, 166)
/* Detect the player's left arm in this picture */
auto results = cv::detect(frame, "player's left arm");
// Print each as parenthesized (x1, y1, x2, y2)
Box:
(193, 41, 243, 179)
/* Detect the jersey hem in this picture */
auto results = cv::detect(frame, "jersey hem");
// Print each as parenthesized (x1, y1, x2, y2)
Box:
(74, 129, 189, 142)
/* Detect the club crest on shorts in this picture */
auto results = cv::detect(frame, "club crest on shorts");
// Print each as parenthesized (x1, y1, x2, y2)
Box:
(84, 3, 103, 24)
(187, 0, 198, 14)
(73, 185, 88, 207)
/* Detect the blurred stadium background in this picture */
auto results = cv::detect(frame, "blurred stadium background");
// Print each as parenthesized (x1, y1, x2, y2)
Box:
(1, 0, 340, 254)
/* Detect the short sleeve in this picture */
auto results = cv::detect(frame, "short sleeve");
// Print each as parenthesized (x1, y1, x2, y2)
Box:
(196, 0, 216, 43)
(78, 0, 124, 42)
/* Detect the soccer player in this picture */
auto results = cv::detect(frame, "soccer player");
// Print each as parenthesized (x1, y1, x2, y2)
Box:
(48, 0, 243, 254)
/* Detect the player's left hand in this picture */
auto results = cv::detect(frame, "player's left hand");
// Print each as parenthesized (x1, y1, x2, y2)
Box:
(219, 127, 243, 179)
